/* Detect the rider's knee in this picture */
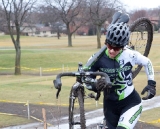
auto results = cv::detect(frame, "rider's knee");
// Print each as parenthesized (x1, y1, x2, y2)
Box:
(116, 126, 126, 129)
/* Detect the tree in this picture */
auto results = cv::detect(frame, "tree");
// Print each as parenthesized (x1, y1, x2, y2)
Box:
(130, 10, 147, 39)
(45, 0, 89, 47)
(0, 5, 6, 32)
(88, 0, 122, 48)
(1, 0, 37, 75)
(37, 5, 63, 39)
(130, 9, 147, 22)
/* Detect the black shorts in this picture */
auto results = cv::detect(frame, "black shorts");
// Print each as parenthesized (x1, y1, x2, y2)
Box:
(103, 89, 141, 128)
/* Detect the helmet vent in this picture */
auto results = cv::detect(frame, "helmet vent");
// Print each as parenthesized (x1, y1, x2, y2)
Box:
(118, 36, 122, 42)
(113, 27, 117, 31)
(116, 30, 120, 35)
(122, 31, 125, 35)
(122, 37, 126, 42)
(110, 33, 114, 39)
(114, 37, 117, 41)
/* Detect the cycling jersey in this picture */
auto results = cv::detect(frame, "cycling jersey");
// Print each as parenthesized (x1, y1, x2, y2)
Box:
(87, 46, 154, 101)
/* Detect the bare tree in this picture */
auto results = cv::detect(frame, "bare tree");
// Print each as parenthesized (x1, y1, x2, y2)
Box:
(0, 6, 5, 31)
(130, 9, 147, 22)
(37, 5, 62, 39)
(45, 0, 89, 47)
(1, 0, 37, 75)
(130, 9, 147, 39)
(88, 0, 122, 48)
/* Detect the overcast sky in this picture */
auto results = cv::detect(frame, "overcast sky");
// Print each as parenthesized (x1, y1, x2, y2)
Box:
(121, 0, 160, 11)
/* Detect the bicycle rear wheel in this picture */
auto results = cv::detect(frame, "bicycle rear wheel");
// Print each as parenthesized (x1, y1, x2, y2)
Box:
(129, 17, 153, 79)
(69, 86, 86, 129)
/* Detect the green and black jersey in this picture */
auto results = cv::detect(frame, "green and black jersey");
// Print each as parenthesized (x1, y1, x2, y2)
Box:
(87, 47, 154, 101)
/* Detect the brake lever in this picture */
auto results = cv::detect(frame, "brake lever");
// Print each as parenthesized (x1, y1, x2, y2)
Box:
(95, 91, 101, 101)
(56, 88, 61, 99)
(53, 80, 61, 99)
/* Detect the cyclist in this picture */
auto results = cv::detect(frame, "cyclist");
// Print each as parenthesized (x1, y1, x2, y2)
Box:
(84, 22, 156, 129)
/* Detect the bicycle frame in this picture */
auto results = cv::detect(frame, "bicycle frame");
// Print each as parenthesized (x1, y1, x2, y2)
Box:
(53, 63, 111, 129)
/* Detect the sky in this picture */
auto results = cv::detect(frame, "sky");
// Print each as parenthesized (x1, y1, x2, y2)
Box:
(121, 0, 160, 12)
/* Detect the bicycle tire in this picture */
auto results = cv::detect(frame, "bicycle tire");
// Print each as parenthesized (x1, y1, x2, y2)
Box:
(69, 87, 86, 129)
(129, 17, 153, 79)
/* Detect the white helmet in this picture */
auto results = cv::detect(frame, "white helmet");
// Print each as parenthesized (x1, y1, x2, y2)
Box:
(106, 22, 130, 47)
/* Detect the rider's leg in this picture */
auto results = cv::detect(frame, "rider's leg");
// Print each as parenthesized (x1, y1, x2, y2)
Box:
(117, 103, 142, 129)
(116, 127, 126, 129)
(103, 99, 119, 129)
(105, 118, 117, 129)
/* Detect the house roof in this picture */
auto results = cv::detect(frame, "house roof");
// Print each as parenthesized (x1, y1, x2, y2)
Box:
(36, 26, 52, 32)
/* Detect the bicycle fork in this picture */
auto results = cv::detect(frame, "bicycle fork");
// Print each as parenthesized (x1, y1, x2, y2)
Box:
(69, 82, 83, 126)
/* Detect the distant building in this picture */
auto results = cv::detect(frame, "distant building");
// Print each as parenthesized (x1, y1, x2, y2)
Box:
(3, 21, 57, 37)
(34, 26, 57, 37)
(0, 31, 4, 36)
(149, 16, 159, 25)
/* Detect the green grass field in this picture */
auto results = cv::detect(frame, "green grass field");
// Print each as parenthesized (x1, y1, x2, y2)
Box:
(0, 34, 160, 127)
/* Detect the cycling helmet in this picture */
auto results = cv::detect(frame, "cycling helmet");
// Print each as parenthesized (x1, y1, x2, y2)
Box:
(106, 22, 130, 47)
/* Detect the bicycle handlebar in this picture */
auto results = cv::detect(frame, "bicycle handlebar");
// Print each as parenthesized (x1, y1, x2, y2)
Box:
(54, 71, 111, 89)
(53, 71, 111, 99)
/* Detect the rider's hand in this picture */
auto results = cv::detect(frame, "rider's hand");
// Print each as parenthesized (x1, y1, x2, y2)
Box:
(141, 80, 156, 100)
(96, 77, 112, 91)
(83, 77, 98, 92)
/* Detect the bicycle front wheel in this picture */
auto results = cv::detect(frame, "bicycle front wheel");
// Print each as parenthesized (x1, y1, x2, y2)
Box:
(129, 17, 153, 79)
(69, 87, 86, 129)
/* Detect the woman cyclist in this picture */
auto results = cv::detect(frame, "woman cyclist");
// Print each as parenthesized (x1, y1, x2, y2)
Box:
(84, 22, 156, 129)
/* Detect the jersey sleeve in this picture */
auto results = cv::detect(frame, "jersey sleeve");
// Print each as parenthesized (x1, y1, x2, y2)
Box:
(134, 51, 154, 80)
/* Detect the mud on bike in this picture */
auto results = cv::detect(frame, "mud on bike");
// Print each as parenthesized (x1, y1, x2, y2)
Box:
(54, 63, 111, 129)
(53, 14, 153, 129)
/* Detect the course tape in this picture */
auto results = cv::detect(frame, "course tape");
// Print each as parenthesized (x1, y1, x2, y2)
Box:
(1, 112, 159, 126)
(147, 119, 160, 124)
(0, 66, 78, 72)
(0, 66, 160, 72)
(0, 100, 160, 124)
(139, 119, 160, 124)
(0, 99, 103, 106)
(0, 112, 53, 126)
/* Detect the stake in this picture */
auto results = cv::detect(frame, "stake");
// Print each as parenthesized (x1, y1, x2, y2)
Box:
(42, 108, 47, 129)
(27, 100, 30, 119)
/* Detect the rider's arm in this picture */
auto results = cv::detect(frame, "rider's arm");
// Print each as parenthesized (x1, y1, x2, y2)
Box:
(134, 51, 156, 99)
(134, 51, 154, 80)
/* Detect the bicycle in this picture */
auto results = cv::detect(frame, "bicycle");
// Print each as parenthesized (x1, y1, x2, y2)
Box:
(53, 12, 153, 129)
(54, 63, 111, 129)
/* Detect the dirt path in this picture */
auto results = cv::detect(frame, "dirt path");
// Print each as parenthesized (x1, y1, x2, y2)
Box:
(1, 96, 160, 129)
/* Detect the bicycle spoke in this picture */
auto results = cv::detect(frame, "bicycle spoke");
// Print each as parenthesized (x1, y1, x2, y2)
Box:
(129, 18, 153, 79)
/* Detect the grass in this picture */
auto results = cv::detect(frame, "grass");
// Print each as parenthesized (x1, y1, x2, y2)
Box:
(0, 34, 160, 127)
(140, 108, 160, 127)
(0, 114, 35, 128)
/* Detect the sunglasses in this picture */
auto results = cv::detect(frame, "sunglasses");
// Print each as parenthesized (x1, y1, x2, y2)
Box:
(106, 43, 122, 51)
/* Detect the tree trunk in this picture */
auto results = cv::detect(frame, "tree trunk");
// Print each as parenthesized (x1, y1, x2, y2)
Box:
(67, 24, 72, 47)
(96, 25, 101, 48)
(15, 46, 21, 75)
(68, 33, 72, 47)
(57, 31, 60, 39)
(57, 27, 60, 39)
